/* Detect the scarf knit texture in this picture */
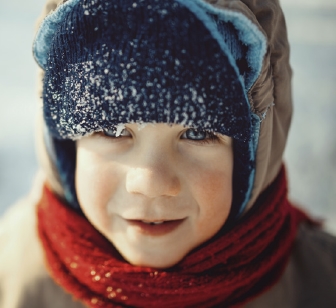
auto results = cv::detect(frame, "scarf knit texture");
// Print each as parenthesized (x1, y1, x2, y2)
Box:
(37, 167, 308, 307)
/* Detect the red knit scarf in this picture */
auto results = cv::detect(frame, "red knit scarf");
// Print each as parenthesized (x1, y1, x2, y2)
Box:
(37, 167, 308, 307)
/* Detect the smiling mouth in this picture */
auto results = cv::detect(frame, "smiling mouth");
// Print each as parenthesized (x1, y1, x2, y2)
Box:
(141, 220, 165, 225)
(126, 219, 185, 236)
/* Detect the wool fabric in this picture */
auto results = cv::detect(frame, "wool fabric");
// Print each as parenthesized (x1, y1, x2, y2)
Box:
(41, 0, 254, 141)
(37, 166, 309, 307)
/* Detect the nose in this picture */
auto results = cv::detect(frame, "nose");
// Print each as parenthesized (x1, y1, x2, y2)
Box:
(126, 158, 181, 198)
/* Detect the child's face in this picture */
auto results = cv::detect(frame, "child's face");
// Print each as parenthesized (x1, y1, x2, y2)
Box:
(76, 123, 233, 268)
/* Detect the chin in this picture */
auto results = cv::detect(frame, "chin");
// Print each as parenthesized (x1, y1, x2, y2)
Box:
(121, 249, 187, 269)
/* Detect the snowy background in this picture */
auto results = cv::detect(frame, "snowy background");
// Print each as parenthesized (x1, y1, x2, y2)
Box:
(0, 0, 335, 231)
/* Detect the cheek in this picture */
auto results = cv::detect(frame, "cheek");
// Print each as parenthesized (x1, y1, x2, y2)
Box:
(185, 150, 233, 235)
(75, 149, 121, 229)
(195, 169, 232, 226)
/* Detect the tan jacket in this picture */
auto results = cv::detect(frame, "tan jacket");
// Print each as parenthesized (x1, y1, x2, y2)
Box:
(1, 178, 336, 308)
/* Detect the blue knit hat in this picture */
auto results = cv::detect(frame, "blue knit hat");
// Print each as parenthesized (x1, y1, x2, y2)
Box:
(34, 0, 266, 219)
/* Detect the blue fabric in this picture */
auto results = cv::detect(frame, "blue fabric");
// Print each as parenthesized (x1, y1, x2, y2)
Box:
(239, 113, 261, 215)
(33, 0, 80, 69)
(186, 0, 266, 90)
(42, 0, 251, 141)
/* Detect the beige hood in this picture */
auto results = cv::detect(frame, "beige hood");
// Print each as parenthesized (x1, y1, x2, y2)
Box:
(35, 0, 292, 211)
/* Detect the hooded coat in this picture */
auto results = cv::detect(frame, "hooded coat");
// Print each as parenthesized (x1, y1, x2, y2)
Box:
(0, 0, 336, 307)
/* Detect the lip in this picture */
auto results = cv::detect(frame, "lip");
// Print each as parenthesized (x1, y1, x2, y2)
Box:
(126, 219, 185, 236)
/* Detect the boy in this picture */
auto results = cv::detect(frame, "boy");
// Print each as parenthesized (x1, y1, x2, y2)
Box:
(1, 0, 336, 307)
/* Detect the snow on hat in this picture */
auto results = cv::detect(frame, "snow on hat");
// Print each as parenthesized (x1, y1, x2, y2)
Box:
(33, 0, 266, 219)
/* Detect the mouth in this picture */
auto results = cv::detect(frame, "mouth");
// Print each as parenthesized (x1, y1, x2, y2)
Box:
(126, 219, 185, 236)
(140, 220, 165, 225)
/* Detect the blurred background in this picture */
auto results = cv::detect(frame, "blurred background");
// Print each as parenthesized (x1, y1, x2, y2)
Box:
(0, 0, 335, 231)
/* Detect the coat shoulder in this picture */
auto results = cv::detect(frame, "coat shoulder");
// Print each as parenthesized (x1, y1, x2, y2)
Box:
(0, 178, 85, 308)
(289, 223, 336, 305)
(245, 223, 336, 308)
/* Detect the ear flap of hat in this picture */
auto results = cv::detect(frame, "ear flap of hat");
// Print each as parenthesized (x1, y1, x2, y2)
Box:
(175, 0, 267, 217)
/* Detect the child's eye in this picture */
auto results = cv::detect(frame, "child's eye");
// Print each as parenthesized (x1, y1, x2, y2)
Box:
(103, 127, 131, 138)
(181, 129, 218, 143)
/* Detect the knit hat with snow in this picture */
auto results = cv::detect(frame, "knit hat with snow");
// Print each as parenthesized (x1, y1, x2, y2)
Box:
(33, 0, 266, 219)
